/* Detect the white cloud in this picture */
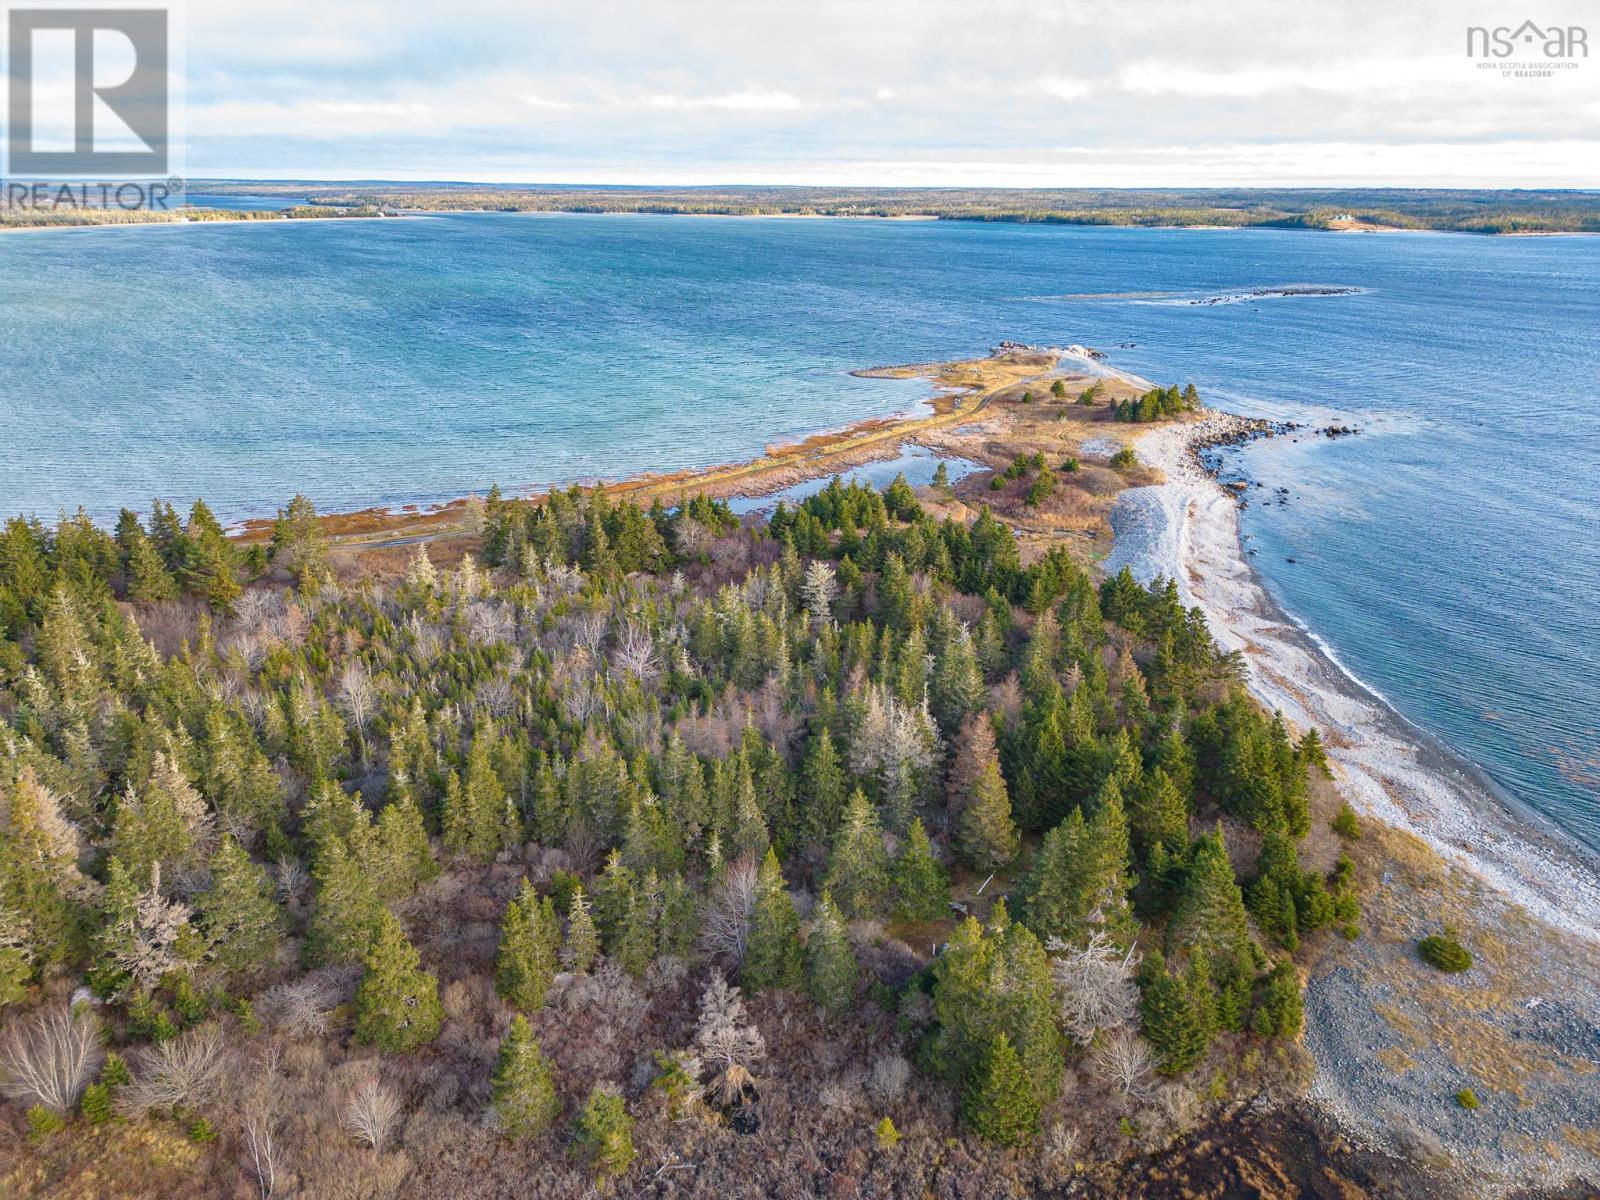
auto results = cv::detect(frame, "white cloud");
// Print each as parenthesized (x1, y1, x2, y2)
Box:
(174, 0, 1600, 185)
(1030, 75, 1093, 101)
(642, 90, 805, 112)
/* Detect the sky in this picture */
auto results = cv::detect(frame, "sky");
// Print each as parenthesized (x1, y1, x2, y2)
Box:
(23, 0, 1600, 186)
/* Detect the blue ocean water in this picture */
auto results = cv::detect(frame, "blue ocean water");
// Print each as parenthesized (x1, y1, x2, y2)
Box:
(1, 214, 1596, 853)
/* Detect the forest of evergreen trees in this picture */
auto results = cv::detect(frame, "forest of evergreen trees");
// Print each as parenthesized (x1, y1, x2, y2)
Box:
(0, 471, 1358, 1193)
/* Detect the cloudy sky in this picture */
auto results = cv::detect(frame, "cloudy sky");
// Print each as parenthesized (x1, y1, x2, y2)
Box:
(169, 0, 1599, 184)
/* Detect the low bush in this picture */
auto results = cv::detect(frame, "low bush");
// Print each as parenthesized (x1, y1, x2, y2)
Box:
(1417, 930, 1473, 973)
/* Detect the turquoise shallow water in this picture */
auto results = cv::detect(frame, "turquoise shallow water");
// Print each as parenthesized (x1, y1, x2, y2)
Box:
(1, 213, 1597, 853)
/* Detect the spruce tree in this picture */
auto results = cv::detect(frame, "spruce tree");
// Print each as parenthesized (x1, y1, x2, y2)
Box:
(562, 886, 599, 974)
(571, 1084, 635, 1180)
(893, 818, 949, 921)
(0, 766, 86, 970)
(305, 835, 383, 966)
(801, 733, 847, 848)
(743, 849, 802, 991)
(1251, 960, 1304, 1038)
(825, 790, 889, 919)
(805, 891, 857, 1012)
(613, 891, 657, 977)
(354, 909, 442, 1052)
(1130, 767, 1189, 858)
(492, 1014, 561, 1138)
(956, 759, 1019, 871)
(198, 835, 282, 977)
(109, 753, 208, 881)
(962, 1032, 1039, 1145)
(1167, 829, 1254, 973)
(124, 530, 178, 602)
(1138, 951, 1210, 1075)
(375, 791, 438, 900)
(496, 880, 560, 1012)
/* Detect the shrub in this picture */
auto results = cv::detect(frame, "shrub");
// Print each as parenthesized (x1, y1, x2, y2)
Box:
(1020, 391, 1034, 404)
(1060, 457, 1080, 473)
(188, 1116, 217, 1143)
(80, 1082, 113, 1124)
(27, 1104, 65, 1138)
(1417, 930, 1473, 973)
(875, 1116, 900, 1148)
(1456, 1087, 1480, 1110)
(1331, 804, 1361, 839)
(1110, 447, 1138, 470)
(1051, 379, 1067, 399)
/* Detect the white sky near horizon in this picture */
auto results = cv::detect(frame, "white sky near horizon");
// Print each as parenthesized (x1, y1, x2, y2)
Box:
(9, 0, 1600, 186)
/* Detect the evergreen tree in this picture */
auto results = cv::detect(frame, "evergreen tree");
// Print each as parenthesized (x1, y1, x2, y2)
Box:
(962, 1032, 1039, 1145)
(1018, 784, 1133, 948)
(893, 818, 949, 920)
(1251, 960, 1304, 1039)
(1129, 767, 1189, 859)
(825, 790, 889, 919)
(375, 791, 437, 900)
(353, 909, 443, 1052)
(496, 880, 560, 1012)
(742, 849, 802, 991)
(305, 835, 383, 966)
(270, 494, 329, 583)
(109, 752, 209, 881)
(562, 885, 599, 974)
(492, 1014, 561, 1139)
(956, 759, 1019, 871)
(800, 733, 847, 848)
(1138, 951, 1210, 1075)
(1167, 829, 1254, 974)
(929, 910, 1063, 1109)
(198, 835, 282, 977)
(805, 891, 857, 1012)
(612, 890, 657, 977)
(571, 1084, 635, 1180)
(0, 766, 86, 972)
(124, 529, 178, 602)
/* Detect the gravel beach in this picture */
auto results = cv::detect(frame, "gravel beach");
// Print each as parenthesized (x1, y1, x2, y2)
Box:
(1104, 409, 1600, 1192)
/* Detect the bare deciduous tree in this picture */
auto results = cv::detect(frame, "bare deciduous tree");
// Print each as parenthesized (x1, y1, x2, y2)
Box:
(697, 856, 759, 969)
(1041, 1121, 1082, 1177)
(866, 1053, 911, 1103)
(1047, 930, 1141, 1045)
(614, 618, 660, 683)
(242, 1105, 280, 1200)
(0, 1004, 102, 1113)
(574, 611, 608, 659)
(1094, 1029, 1156, 1100)
(257, 969, 348, 1039)
(122, 1024, 229, 1114)
(336, 664, 379, 764)
(342, 1076, 403, 1152)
